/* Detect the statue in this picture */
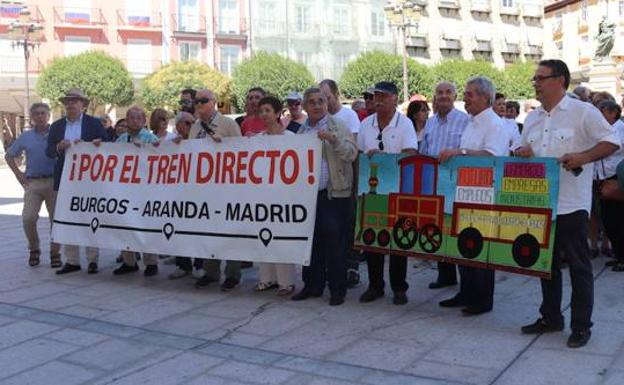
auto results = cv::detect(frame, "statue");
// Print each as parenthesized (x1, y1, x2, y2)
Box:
(594, 17, 616, 61)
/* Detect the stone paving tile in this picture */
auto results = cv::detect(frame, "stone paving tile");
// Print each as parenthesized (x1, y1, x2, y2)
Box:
(194, 296, 279, 319)
(209, 361, 298, 385)
(0, 320, 61, 349)
(327, 338, 429, 372)
(404, 359, 499, 385)
(233, 304, 318, 337)
(63, 339, 169, 371)
(0, 338, 81, 380)
(0, 282, 71, 304)
(0, 314, 16, 326)
(275, 357, 376, 381)
(185, 374, 257, 385)
(145, 312, 233, 337)
(1, 360, 101, 385)
(197, 342, 288, 366)
(531, 319, 624, 357)
(22, 292, 94, 311)
(99, 298, 195, 327)
(219, 330, 275, 348)
(130, 330, 205, 350)
(45, 328, 109, 347)
(58, 305, 114, 319)
(359, 369, 463, 385)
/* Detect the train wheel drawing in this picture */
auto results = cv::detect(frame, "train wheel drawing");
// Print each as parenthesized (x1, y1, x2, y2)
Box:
(512, 233, 540, 268)
(377, 229, 391, 247)
(457, 227, 483, 259)
(393, 217, 418, 250)
(418, 223, 442, 253)
(363, 228, 376, 245)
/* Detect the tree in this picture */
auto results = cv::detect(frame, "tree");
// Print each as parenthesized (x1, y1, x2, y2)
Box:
(339, 51, 434, 101)
(431, 59, 505, 97)
(231, 52, 315, 111)
(140, 61, 231, 112)
(502, 61, 537, 100)
(37, 51, 134, 114)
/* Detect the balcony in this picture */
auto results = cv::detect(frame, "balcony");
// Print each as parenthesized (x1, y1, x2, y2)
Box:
(116, 10, 162, 31)
(500, 4, 520, 16)
(327, 23, 358, 41)
(440, 37, 461, 50)
(552, 23, 563, 40)
(501, 42, 520, 54)
(171, 14, 206, 36)
(406, 34, 428, 48)
(53, 7, 106, 28)
(125, 58, 161, 77)
(0, 4, 44, 24)
(470, 0, 491, 13)
(438, 0, 460, 9)
(413, 0, 428, 6)
(0, 56, 42, 75)
(214, 17, 247, 40)
(522, 4, 542, 18)
(473, 39, 492, 52)
(289, 23, 321, 38)
(525, 44, 542, 55)
(253, 19, 287, 37)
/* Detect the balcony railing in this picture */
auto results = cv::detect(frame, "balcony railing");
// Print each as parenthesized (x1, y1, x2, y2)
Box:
(406, 34, 428, 48)
(0, 56, 42, 75)
(473, 39, 492, 51)
(214, 17, 247, 36)
(439, 0, 460, 9)
(440, 38, 461, 50)
(0, 4, 44, 24)
(171, 13, 206, 34)
(522, 4, 542, 18)
(53, 7, 106, 27)
(500, 4, 520, 16)
(253, 19, 287, 36)
(117, 10, 162, 30)
(501, 43, 520, 53)
(526, 44, 543, 55)
(289, 22, 321, 37)
(327, 23, 358, 40)
(125, 59, 161, 77)
(470, 0, 491, 12)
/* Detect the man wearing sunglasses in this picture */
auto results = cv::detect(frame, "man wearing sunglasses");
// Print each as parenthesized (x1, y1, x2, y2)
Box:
(282, 91, 306, 133)
(515, 60, 619, 348)
(178, 88, 196, 115)
(357, 81, 418, 306)
(358, 88, 376, 121)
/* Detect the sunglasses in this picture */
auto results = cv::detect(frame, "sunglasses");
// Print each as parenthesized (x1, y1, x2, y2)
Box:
(194, 98, 212, 105)
(178, 99, 193, 106)
(287, 100, 301, 106)
(363, 94, 373, 100)
(377, 132, 384, 151)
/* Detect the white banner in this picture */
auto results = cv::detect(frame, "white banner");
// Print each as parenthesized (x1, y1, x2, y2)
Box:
(51, 135, 322, 265)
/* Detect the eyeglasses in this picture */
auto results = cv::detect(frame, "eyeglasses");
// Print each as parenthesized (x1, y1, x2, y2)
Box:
(194, 98, 212, 105)
(377, 132, 384, 151)
(363, 94, 373, 101)
(178, 99, 193, 106)
(531, 74, 560, 83)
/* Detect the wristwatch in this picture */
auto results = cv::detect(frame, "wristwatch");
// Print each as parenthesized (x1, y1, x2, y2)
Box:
(460, 148, 467, 155)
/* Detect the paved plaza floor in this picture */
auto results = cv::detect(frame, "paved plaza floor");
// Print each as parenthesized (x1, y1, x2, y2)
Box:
(0, 168, 623, 385)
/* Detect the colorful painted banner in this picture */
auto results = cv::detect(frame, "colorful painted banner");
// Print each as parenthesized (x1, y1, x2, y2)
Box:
(354, 154, 560, 278)
(51, 135, 322, 265)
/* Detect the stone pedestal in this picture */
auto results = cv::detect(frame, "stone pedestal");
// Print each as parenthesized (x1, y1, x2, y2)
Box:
(587, 59, 621, 97)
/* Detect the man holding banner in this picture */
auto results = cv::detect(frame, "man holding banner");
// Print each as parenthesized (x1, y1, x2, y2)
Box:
(46, 89, 108, 275)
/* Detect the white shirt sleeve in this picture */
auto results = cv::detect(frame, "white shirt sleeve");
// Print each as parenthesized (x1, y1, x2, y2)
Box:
(482, 123, 509, 156)
(357, 121, 367, 151)
(401, 116, 419, 151)
(582, 106, 621, 148)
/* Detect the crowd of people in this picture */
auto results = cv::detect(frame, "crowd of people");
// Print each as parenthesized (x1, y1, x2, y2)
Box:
(5, 59, 624, 349)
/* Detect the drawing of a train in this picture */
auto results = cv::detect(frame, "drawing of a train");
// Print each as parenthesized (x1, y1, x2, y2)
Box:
(355, 155, 554, 273)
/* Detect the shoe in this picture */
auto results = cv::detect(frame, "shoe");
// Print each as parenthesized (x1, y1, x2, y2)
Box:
(277, 285, 295, 296)
(163, 257, 177, 265)
(521, 318, 564, 334)
(192, 268, 206, 279)
(195, 275, 218, 288)
(144, 265, 158, 277)
(28, 250, 41, 267)
(56, 263, 81, 275)
(359, 288, 384, 303)
(116, 253, 123, 263)
(329, 296, 345, 306)
(393, 292, 408, 305)
(291, 288, 322, 301)
(461, 306, 491, 316)
(169, 268, 190, 279)
(241, 261, 253, 269)
(439, 295, 465, 308)
(113, 263, 139, 275)
(50, 254, 62, 268)
(347, 268, 360, 288)
(254, 281, 279, 292)
(87, 262, 98, 274)
(567, 329, 591, 348)
(221, 277, 239, 291)
(428, 281, 457, 289)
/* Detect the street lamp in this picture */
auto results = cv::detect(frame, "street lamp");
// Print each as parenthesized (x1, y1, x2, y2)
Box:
(8, 5, 43, 129)
(384, 0, 422, 103)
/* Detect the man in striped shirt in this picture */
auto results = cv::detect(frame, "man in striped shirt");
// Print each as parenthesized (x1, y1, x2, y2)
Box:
(419, 81, 470, 289)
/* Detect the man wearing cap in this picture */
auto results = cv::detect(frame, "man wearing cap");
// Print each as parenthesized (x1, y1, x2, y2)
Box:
(420, 81, 470, 290)
(357, 81, 418, 306)
(358, 88, 376, 121)
(281, 92, 306, 133)
(6, 103, 61, 268)
(46, 89, 108, 275)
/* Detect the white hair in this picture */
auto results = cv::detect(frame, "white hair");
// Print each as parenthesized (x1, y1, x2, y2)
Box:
(466, 76, 496, 106)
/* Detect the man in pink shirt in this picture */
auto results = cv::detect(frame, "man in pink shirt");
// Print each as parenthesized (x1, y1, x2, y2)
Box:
(237, 87, 267, 136)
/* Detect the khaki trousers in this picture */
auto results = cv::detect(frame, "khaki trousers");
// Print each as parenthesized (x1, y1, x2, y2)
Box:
(65, 245, 99, 265)
(122, 251, 158, 266)
(22, 178, 60, 256)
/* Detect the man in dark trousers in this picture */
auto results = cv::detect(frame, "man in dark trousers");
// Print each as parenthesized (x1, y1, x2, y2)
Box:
(46, 89, 109, 275)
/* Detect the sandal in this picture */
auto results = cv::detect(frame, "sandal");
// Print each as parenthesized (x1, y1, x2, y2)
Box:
(254, 281, 278, 292)
(50, 254, 62, 268)
(277, 285, 295, 296)
(29, 250, 41, 267)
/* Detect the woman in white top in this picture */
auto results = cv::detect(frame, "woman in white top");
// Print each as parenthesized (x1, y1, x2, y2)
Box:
(150, 108, 177, 141)
(254, 95, 296, 296)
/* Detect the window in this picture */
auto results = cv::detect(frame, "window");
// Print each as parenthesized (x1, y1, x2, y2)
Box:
(179, 41, 200, 61)
(127, 39, 152, 75)
(258, 1, 276, 32)
(371, 10, 385, 37)
(295, 4, 311, 33)
(177, 0, 199, 31)
(296, 51, 312, 65)
(581, 1, 587, 21)
(555, 13, 563, 32)
(619, 0, 624, 16)
(219, 0, 239, 34)
(555, 41, 563, 58)
(0, 38, 24, 74)
(332, 7, 349, 34)
(501, 0, 513, 7)
(219, 45, 240, 75)
(64, 36, 90, 56)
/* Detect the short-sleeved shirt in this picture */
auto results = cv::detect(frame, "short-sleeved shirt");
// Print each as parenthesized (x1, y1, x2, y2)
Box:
(358, 111, 418, 154)
(520, 95, 619, 215)
(594, 119, 624, 180)
(332, 106, 360, 134)
(503, 118, 521, 152)
(420, 108, 470, 156)
(460, 108, 509, 156)
(116, 128, 159, 144)
(6, 128, 56, 178)
(240, 115, 266, 136)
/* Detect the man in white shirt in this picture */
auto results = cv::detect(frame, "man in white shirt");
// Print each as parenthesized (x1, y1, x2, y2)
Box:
(494, 93, 521, 153)
(438, 77, 508, 316)
(515, 59, 619, 348)
(357, 81, 418, 306)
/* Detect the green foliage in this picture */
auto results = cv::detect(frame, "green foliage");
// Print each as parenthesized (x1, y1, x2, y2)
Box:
(231, 52, 316, 111)
(37, 51, 134, 113)
(430, 59, 505, 98)
(339, 51, 434, 101)
(501, 61, 537, 100)
(140, 61, 231, 112)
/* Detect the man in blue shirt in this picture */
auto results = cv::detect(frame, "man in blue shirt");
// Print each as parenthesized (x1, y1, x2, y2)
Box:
(5, 103, 61, 268)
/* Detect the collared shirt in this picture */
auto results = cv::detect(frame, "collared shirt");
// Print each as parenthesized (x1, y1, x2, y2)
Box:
(460, 108, 508, 156)
(595, 119, 624, 180)
(189, 112, 241, 140)
(332, 106, 361, 134)
(420, 108, 470, 156)
(503, 118, 521, 152)
(357, 110, 418, 154)
(299, 115, 331, 190)
(241, 115, 266, 137)
(520, 95, 619, 215)
(64, 114, 83, 141)
(116, 128, 159, 144)
(6, 127, 56, 178)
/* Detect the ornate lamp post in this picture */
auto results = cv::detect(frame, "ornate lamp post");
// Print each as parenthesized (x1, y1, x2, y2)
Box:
(8, 6, 43, 129)
(384, 1, 421, 103)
